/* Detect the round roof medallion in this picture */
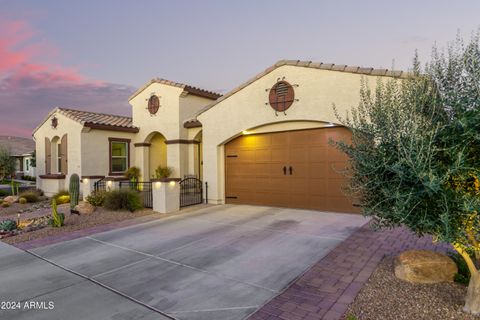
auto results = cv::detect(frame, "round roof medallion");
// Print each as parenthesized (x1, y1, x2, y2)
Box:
(268, 81, 295, 112)
(51, 116, 58, 129)
(147, 95, 160, 115)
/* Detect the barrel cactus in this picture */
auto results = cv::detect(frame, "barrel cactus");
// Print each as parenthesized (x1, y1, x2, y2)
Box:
(69, 174, 80, 213)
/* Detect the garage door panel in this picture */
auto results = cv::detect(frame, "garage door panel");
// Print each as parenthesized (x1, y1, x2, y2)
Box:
(225, 127, 358, 213)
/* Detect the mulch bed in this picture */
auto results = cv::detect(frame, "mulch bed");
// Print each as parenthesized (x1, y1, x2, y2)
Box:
(1, 207, 154, 245)
(344, 257, 477, 320)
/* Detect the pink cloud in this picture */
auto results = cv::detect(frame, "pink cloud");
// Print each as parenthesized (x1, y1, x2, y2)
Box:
(0, 17, 134, 138)
(0, 18, 94, 89)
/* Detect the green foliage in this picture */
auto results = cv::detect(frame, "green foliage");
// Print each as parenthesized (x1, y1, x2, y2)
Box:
(345, 314, 358, 320)
(154, 166, 173, 179)
(86, 190, 106, 206)
(18, 190, 40, 203)
(21, 175, 36, 181)
(448, 251, 471, 285)
(0, 146, 15, 181)
(0, 189, 8, 197)
(30, 150, 36, 168)
(333, 33, 480, 251)
(18, 197, 27, 204)
(0, 219, 17, 231)
(53, 190, 70, 204)
(125, 166, 141, 182)
(49, 198, 64, 227)
(69, 174, 80, 209)
(103, 189, 143, 212)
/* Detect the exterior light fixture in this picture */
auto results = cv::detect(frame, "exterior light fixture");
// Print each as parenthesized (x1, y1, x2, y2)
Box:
(242, 130, 251, 135)
(169, 181, 176, 186)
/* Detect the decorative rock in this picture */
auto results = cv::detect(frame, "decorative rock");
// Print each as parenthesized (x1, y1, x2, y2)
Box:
(394, 249, 457, 284)
(74, 201, 95, 214)
(3, 196, 18, 204)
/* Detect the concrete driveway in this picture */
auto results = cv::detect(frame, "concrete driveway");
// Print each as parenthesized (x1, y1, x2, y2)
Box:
(0, 205, 366, 320)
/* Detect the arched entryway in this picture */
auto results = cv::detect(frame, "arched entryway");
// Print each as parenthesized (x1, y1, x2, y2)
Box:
(145, 132, 167, 180)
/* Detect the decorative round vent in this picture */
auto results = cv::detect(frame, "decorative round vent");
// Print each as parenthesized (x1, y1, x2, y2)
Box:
(51, 116, 58, 128)
(269, 81, 295, 112)
(147, 95, 160, 115)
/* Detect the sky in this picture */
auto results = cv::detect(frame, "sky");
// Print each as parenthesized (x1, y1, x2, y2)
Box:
(0, 0, 479, 138)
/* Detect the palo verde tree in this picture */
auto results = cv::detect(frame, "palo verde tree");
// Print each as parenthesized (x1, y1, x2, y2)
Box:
(334, 33, 480, 314)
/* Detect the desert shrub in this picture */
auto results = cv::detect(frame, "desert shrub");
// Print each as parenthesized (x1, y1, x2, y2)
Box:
(18, 190, 39, 203)
(154, 166, 173, 179)
(53, 190, 70, 204)
(0, 219, 17, 231)
(34, 188, 44, 196)
(86, 191, 106, 206)
(103, 189, 143, 212)
(1, 202, 10, 208)
(18, 197, 27, 204)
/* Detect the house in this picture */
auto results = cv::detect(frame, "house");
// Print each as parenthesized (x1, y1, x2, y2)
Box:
(0, 136, 36, 179)
(34, 60, 408, 212)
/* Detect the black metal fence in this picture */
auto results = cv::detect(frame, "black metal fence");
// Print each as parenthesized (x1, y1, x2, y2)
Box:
(180, 177, 203, 207)
(119, 181, 153, 208)
(94, 178, 106, 192)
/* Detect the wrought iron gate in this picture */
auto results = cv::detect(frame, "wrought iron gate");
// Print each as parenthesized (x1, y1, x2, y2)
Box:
(119, 181, 153, 208)
(94, 178, 106, 192)
(180, 177, 203, 207)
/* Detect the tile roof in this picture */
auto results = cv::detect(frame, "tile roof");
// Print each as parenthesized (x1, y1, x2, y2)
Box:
(128, 78, 222, 102)
(0, 136, 35, 156)
(194, 59, 411, 118)
(33, 107, 139, 134)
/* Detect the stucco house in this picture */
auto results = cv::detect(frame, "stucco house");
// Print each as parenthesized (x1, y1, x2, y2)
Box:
(0, 136, 36, 178)
(33, 60, 408, 212)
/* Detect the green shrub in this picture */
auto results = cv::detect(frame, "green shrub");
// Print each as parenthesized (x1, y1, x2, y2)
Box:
(53, 190, 70, 204)
(1, 202, 10, 208)
(104, 189, 143, 212)
(0, 219, 17, 231)
(18, 197, 27, 204)
(0, 189, 8, 196)
(86, 191, 106, 206)
(18, 190, 40, 203)
(448, 252, 471, 285)
(154, 166, 173, 179)
(345, 314, 358, 320)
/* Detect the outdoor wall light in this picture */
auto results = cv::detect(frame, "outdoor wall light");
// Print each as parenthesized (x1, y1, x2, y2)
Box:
(242, 130, 251, 135)
(155, 182, 161, 189)
(169, 181, 176, 186)
(83, 178, 89, 183)
(107, 181, 113, 187)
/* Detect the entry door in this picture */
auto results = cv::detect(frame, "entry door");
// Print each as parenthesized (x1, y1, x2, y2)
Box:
(224, 127, 359, 213)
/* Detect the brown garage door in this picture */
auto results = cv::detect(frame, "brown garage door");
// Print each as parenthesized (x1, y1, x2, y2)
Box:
(225, 127, 359, 213)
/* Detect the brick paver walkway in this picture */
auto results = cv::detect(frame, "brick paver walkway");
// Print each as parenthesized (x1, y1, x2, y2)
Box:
(248, 223, 451, 320)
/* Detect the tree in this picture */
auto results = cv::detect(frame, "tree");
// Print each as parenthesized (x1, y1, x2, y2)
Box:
(334, 33, 480, 314)
(0, 146, 15, 181)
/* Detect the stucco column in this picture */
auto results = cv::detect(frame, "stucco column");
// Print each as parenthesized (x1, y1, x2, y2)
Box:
(202, 143, 225, 204)
(166, 144, 181, 178)
(81, 178, 96, 199)
(134, 144, 150, 180)
(152, 180, 180, 213)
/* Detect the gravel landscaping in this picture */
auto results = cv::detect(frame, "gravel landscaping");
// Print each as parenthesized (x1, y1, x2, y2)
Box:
(344, 257, 477, 320)
(1, 206, 154, 245)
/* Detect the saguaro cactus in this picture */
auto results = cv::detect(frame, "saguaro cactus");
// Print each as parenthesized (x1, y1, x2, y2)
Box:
(69, 174, 80, 214)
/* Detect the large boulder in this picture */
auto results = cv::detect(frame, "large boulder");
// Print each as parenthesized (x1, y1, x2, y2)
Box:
(3, 196, 18, 204)
(394, 249, 457, 284)
(74, 201, 96, 214)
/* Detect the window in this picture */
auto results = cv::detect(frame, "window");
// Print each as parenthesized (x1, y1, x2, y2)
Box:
(57, 143, 62, 173)
(109, 139, 130, 175)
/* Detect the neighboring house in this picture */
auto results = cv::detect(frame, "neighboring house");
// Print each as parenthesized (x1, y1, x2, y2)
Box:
(34, 60, 408, 212)
(0, 136, 36, 178)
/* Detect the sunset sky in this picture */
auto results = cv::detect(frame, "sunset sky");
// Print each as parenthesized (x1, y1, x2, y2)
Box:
(0, 0, 479, 138)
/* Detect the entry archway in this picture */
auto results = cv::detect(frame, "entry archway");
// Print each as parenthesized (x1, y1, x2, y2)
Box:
(145, 132, 167, 180)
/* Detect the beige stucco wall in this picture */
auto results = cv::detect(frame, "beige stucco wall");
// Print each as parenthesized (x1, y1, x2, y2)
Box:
(198, 65, 388, 204)
(34, 112, 83, 194)
(129, 82, 214, 179)
(80, 129, 136, 177)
